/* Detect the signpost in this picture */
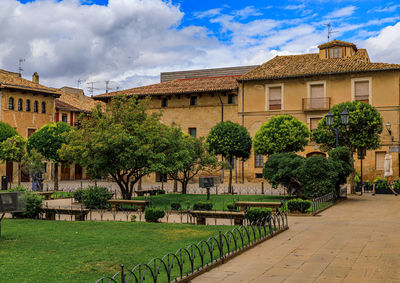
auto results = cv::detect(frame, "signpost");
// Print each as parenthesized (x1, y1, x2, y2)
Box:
(199, 176, 219, 200)
(0, 192, 26, 238)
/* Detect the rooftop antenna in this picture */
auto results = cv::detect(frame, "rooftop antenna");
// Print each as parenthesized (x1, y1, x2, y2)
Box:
(18, 59, 25, 75)
(77, 79, 83, 89)
(105, 80, 120, 94)
(86, 81, 102, 96)
(325, 23, 337, 41)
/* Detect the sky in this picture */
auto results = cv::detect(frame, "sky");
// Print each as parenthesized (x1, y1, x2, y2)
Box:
(2, 0, 400, 95)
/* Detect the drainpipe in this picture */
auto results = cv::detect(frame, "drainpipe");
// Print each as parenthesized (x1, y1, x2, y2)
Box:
(398, 78, 400, 179)
(241, 81, 245, 184)
(217, 94, 224, 122)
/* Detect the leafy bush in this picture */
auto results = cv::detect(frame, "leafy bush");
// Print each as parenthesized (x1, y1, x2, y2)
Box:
(287, 199, 312, 213)
(81, 186, 113, 208)
(145, 208, 165, 222)
(245, 207, 271, 224)
(193, 202, 213, 211)
(73, 188, 84, 203)
(227, 203, 238, 211)
(170, 202, 181, 210)
(157, 189, 166, 195)
(10, 186, 43, 219)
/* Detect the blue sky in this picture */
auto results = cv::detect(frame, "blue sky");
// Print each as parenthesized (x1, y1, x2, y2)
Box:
(5, 0, 400, 93)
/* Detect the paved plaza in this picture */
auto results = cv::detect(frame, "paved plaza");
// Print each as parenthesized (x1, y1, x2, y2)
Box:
(194, 194, 400, 282)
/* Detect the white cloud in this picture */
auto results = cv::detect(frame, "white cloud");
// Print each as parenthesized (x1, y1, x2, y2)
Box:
(370, 4, 400, 13)
(324, 6, 357, 19)
(193, 8, 222, 19)
(232, 6, 262, 19)
(285, 4, 305, 10)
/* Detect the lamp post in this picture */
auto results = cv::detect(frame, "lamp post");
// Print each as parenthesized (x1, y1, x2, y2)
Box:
(325, 109, 349, 147)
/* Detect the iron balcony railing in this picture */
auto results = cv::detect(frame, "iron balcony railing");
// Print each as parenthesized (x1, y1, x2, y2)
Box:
(302, 97, 331, 111)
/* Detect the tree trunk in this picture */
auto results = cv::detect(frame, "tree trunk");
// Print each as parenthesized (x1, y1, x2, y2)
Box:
(182, 181, 188, 194)
(349, 171, 355, 194)
(173, 180, 178, 192)
(137, 178, 142, 191)
(17, 162, 21, 186)
(228, 158, 233, 194)
(54, 162, 59, 191)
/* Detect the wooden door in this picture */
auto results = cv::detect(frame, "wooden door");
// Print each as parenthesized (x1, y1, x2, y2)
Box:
(21, 169, 30, 182)
(75, 164, 83, 180)
(28, 128, 36, 138)
(61, 164, 70, 180)
(6, 162, 13, 183)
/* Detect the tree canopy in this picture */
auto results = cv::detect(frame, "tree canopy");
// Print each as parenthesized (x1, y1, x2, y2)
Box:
(0, 121, 18, 143)
(312, 101, 383, 152)
(60, 96, 172, 199)
(0, 135, 26, 185)
(206, 121, 252, 193)
(253, 115, 310, 155)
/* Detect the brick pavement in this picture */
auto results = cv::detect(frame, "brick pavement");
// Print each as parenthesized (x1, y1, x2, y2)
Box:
(193, 194, 400, 283)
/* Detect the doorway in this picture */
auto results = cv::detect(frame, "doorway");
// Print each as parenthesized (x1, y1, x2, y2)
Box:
(6, 162, 13, 183)
(75, 164, 83, 180)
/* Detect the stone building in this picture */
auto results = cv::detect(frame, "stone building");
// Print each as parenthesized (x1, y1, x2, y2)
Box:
(95, 40, 400, 184)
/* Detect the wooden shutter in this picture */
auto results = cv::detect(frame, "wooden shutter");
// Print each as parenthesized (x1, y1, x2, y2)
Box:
(375, 152, 385, 170)
(355, 81, 369, 103)
(310, 84, 324, 109)
(269, 87, 281, 110)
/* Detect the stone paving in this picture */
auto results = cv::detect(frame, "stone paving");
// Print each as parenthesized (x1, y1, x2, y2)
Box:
(193, 194, 400, 283)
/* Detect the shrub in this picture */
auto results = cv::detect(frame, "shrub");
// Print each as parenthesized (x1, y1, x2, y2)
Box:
(81, 186, 113, 208)
(245, 207, 271, 224)
(10, 186, 43, 219)
(227, 203, 237, 211)
(287, 199, 312, 213)
(130, 215, 137, 222)
(193, 202, 213, 211)
(73, 188, 84, 203)
(170, 202, 181, 210)
(157, 189, 166, 195)
(145, 208, 165, 222)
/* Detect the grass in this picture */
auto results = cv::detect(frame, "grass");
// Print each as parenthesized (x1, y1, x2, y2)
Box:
(133, 194, 292, 211)
(0, 219, 235, 283)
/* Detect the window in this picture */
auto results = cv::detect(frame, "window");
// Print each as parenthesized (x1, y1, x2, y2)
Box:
(41, 102, 46, 113)
(375, 152, 385, 171)
(228, 94, 235, 104)
(255, 173, 263, 179)
(8, 97, 14, 110)
(161, 98, 168, 107)
(190, 96, 197, 106)
(155, 172, 167, 182)
(33, 101, 38, 113)
(62, 114, 68, 123)
(309, 83, 325, 109)
(255, 155, 264, 168)
(310, 117, 321, 132)
(329, 47, 343, 58)
(26, 99, 31, 112)
(18, 99, 23, 111)
(267, 85, 282, 110)
(354, 80, 370, 103)
(189, 128, 197, 138)
(27, 128, 36, 137)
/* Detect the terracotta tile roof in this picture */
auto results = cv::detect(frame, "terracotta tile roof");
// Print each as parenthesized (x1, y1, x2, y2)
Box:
(94, 75, 240, 100)
(318, 39, 357, 50)
(0, 69, 60, 97)
(57, 89, 105, 113)
(240, 49, 400, 81)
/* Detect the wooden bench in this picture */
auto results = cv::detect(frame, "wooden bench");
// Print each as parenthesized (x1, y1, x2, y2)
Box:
(34, 191, 55, 200)
(41, 207, 89, 221)
(107, 200, 150, 212)
(189, 210, 245, 225)
(235, 201, 283, 213)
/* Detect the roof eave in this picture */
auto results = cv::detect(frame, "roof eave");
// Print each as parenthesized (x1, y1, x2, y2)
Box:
(0, 84, 61, 97)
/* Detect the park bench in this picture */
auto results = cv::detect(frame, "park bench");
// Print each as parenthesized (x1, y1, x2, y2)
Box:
(235, 201, 283, 213)
(34, 191, 55, 200)
(41, 206, 89, 221)
(107, 200, 150, 212)
(134, 189, 161, 197)
(189, 210, 245, 225)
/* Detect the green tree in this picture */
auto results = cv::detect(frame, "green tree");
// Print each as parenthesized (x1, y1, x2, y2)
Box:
(60, 96, 172, 199)
(27, 122, 71, 190)
(0, 135, 26, 185)
(22, 149, 45, 190)
(165, 126, 219, 194)
(253, 115, 310, 155)
(312, 101, 383, 193)
(206, 121, 252, 194)
(0, 121, 18, 142)
(328, 146, 354, 196)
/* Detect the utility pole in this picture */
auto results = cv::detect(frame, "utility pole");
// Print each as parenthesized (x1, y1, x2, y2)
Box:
(18, 59, 25, 75)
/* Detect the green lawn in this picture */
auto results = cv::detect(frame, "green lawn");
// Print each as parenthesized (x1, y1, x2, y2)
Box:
(133, 193, 292, 211)
(0, 219, 234, 282)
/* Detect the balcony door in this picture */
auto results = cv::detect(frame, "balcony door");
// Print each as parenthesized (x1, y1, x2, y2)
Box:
(310, 84, 324, 109)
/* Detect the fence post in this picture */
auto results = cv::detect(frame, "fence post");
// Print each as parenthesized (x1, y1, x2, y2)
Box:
(218, 231, 224, 263)
(261, 182, 264, 195)
(121, 264, 125, 283)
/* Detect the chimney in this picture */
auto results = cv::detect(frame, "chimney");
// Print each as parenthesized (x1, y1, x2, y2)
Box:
(32, 72, 39, 84)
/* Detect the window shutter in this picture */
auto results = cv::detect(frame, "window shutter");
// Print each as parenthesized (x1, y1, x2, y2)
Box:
(375, 152, 385, 170)
(269, 86, 281, 110)
(355, 81, 369, 102)
(310, 84, 324, 109)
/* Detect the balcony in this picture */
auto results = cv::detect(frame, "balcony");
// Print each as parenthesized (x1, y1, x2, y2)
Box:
(302, 97, 331, 111)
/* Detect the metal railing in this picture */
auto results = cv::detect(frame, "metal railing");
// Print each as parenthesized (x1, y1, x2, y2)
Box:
(311, 192, 335, 213)
(95, 211, 288, 283)
(302, 97, 331, 111)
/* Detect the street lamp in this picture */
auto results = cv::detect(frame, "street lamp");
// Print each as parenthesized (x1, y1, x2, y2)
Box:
(325, 109, 349, 147)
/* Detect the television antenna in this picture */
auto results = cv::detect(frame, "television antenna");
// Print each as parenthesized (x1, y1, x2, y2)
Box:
(325, 23, 337, 41)
(86, 81, 102, 96)
(105, 80, 120, 94)
(77, 79, 83, 89)
(18, 59, 25, 75)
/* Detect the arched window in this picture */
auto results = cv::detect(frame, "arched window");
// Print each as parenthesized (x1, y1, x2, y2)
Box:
(18, 99, 23, 111)
(33, 101, 38, 113)
(8, 97, 14, 110)
(41, 102, 46, 114)
(26, 99, 31, 112)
